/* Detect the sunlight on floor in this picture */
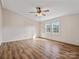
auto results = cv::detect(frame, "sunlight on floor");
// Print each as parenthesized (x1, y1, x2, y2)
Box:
(33, 34, 36, 40)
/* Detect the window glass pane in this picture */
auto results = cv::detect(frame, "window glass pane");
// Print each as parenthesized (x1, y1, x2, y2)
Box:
(52, 20, 60, 33)
(45, 24, 51, 32)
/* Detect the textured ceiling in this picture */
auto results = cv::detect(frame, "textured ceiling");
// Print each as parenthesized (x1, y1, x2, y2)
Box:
(1, 0, 79, 21)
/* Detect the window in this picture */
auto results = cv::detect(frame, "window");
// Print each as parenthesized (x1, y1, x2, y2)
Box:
(45, 20, 60, 34)
(52, 20, 60, 33)
(45, 24, 51, 32)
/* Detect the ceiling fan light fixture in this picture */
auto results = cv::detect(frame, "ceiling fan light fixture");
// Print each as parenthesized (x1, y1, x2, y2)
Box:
(28, 7, 49, 16)
(36, 13, 43, 16)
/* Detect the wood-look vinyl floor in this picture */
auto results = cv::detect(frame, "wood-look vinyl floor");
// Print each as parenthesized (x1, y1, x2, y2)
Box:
(0, 38, 79, 59)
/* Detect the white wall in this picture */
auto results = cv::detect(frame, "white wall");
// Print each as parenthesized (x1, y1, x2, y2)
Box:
(40, 14, 79, 46)
(3, 8, 40, 42)
(0, 1, 2, 45)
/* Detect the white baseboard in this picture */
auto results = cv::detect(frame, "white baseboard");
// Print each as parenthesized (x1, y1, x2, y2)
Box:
(40, 37, 79, 46)
(2, 37, 33, 43)
(0, 41, 2, 46)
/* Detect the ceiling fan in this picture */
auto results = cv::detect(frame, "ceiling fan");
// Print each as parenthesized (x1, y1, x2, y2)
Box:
(29, 7, 49, 16)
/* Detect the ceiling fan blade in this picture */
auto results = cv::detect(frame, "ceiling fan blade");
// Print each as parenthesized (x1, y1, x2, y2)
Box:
(43, 10, 49, 12)
(29, 11, 36, 13)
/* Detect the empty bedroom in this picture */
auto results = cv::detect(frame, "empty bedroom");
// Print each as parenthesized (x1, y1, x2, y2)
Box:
(0, 0, 79, 59)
